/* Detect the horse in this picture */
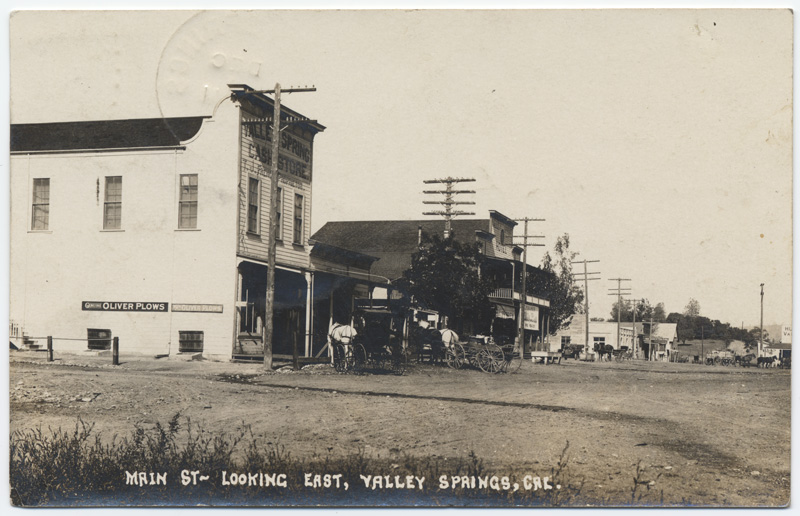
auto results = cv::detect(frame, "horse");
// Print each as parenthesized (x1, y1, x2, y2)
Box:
(757, 356, 777, 368)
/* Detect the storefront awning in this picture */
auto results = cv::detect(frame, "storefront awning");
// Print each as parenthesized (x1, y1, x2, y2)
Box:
(495, 303, 515, 319)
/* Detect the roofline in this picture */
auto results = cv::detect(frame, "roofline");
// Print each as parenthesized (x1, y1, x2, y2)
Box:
(489, 210, 518, 227)
(229, 84, 325, 133)
(309, 239, 380, 263)
(10, 115, 211, 127)
(10, 116, 210, 153)
(11, 145, 186, 156)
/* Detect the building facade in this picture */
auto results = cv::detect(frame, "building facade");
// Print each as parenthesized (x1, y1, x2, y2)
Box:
(554, 320, 678, 360)
(311, 211, 552, 351)
(10, 85, 375, 360)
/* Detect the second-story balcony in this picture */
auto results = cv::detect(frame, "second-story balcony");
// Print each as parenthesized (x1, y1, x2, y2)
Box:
(488, 287, 550, 308)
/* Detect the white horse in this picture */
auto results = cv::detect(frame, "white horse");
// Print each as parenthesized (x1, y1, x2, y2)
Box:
(440, 328, 459, 349)
(329, 322, 357, 345)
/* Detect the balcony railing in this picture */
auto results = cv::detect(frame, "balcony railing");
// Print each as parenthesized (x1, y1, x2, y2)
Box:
(488, 288, 550, 308)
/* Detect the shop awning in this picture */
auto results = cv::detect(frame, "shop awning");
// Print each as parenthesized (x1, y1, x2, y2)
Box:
(495, 303, 515, 319)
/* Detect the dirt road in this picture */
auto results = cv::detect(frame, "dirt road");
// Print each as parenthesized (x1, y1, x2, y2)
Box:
(10, 352, 790, 506)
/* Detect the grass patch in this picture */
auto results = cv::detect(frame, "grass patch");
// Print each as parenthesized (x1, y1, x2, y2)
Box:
(11, 414, 584, 507)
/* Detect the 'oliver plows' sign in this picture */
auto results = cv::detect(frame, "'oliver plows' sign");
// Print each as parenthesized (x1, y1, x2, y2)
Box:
(82, 301, 168, 312)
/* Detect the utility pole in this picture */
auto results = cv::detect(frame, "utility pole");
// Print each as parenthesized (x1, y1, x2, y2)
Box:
(649, 312, 654, 361)
(760, 283, 765, 357)
(511, 217, 545, 355)
(571, 259, 600, 359)
(701, 326, 704, 363)
(422, 177, 476, 239)
(235, 83, 317, 371)
(631, 298, 642, 359)
(608, 278, 631, 352)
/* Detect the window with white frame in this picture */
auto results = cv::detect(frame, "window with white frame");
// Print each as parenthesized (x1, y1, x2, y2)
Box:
(293, 193, 303, 244)
(103, 176, 122, 229)
(561, 336, 571, 346)
(178, 174, 198, 229)
(31, 178, 50, 230)
(247, 177, 259, 234)
(275, 187, 283, 240)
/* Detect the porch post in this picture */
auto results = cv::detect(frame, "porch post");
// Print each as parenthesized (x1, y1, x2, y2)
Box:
(304, 271, 313, 357)
(329, 292, 335, 364)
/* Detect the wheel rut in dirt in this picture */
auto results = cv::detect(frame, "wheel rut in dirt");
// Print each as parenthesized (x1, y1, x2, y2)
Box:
(232, 379, 744, 470)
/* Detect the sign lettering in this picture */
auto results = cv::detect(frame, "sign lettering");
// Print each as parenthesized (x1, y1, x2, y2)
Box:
(241, 111, 313, 183)
(172, 304, 224, 313)
(82, 301, 168, 312)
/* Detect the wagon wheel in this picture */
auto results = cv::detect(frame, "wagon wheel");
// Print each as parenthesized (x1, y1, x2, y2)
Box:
(349, 343, 368, 374)
(371, 349, 386, 370)
(713, 356, 721, 365)
(333, 343, 347, 373)
(487, 344, 505, 373)
(444, 342, 466, 369)
(477, 344, 505, 373)
(501, 344, 523, 373)
(389, 346, 408, 376)
(476, 349, 491, 372)
(721, 358, 732, 367)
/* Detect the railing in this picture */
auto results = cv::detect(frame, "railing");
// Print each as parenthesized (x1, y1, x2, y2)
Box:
(488, 288, 514, 299)
(488, 289, 550, 308)
(14, 336, 121, 365)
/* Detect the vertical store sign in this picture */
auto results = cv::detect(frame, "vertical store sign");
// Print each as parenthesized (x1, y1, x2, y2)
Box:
(240, 107, 313, 183)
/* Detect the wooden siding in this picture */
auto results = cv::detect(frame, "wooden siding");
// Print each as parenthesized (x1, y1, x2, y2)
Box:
(489, 219, 516, 259)
(237, 105, 314, 270)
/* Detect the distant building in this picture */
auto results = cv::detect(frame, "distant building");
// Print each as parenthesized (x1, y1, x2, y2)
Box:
(553, 320, 678, 360)
(553, 320, 635, 354)
(624, 322, 678, 361)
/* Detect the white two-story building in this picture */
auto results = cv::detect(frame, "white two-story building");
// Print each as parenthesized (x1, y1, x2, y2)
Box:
(10, 84, 377, 361)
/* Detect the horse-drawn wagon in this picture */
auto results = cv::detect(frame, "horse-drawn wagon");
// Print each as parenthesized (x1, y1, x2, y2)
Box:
(444, 334, 521, 373)
(330, 308, 409, 375)
(705, 349, 735, 366)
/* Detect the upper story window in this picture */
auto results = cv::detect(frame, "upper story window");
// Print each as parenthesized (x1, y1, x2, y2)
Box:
(247, 177, 260, 234)
(178, 174, 198, 229)
(103, 176, 122, 230)
(275, 187, 283, 241)
(293, 193, 304, 244)
(499, 229, 506, 246)
(31, 178, 50, 230)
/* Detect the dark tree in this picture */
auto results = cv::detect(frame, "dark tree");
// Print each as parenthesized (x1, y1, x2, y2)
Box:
(653, 302, 667, 323)
(667, 312, 693, 344)
(396, 233, 495, 335)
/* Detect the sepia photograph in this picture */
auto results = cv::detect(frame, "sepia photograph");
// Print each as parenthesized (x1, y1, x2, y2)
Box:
(6, 7, 793, 507)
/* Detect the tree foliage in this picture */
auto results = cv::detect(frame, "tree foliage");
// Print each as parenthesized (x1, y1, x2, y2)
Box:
(609, 299, 667, 323)
(683, 298, 701, 318)
(531, 234, 585, 335)
(396, 233, 495, 334)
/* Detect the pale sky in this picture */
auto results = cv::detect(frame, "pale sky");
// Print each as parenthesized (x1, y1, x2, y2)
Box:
(8, 9, 793, 327)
